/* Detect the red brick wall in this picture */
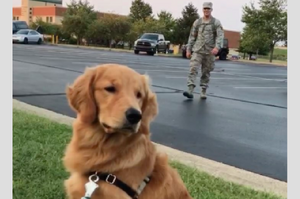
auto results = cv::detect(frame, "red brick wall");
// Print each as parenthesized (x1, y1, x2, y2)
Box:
(31, 6, 123, 18)
(31, 6, 66, 16)
(224, 30, 241, 49)
(32, 7, 56, 16)
(13, 7, 22, 16)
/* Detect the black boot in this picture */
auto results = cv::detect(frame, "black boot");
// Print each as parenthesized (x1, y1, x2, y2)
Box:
(183, 85, 194, 99)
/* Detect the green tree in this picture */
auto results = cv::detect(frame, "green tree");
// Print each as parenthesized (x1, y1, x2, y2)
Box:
(239, 26, 269, 59)
(90, 14, 131, 48)
(129, 0, 153, 22)
(127, 17, 166, 44)
(172, 3, 199, 45)
(242, 0, 287, 62)
(61, 0, 97, 45)
(157, 11, 176, 41)
(85, 20, 110, 45)
(30, 18, 62, 36)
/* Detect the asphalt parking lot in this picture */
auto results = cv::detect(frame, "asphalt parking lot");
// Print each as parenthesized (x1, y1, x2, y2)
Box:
(13, 44, 287, 182)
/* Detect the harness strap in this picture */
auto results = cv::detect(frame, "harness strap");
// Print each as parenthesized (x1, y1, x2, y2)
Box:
(88, 172, 150, 199)
(195, 17, 216, 37)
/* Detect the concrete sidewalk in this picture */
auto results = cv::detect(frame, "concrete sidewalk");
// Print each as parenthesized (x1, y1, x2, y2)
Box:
(13, 99, 287, 198)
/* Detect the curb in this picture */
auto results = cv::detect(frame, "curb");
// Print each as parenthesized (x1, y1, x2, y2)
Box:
(45, 43, 184, 59)
(232, 59, 287, 67)
(13, 99, 287, 198)
(45, 44, 287, 67)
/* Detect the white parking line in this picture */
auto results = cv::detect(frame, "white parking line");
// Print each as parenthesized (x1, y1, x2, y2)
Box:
(41, 57, 65, 60)
(72, 62, 103, 65)
(165, 76, 244, 79)
(71, 64, 189, 73)
(135, 69, 186, 73)
(234, 87, 287, 89)
(228, 73, 287, 76)
(221, 72, 286, 82)
(164, 76, 286, 81)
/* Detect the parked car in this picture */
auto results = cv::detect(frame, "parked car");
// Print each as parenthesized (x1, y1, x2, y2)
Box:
(12, 29, 44, 44)
(231, 55, 240, 60)
(13, 21, 29, 34)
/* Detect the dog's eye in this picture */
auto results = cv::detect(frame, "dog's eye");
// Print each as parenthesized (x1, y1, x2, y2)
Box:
(136, 91, 142, 99)
(105, 86, 116, 93)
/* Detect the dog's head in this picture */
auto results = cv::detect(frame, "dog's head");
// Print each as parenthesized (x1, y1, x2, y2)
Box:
(66, 64, 158, 134)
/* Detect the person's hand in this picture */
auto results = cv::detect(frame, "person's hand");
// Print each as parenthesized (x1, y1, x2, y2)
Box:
(211, 47, 219, 55)
(186, 50, 192, 59)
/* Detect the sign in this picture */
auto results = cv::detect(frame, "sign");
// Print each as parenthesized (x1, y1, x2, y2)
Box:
(31, 0, 63, 4)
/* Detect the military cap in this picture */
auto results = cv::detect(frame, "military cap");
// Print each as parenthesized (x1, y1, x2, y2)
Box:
(203, 2, 213, 9)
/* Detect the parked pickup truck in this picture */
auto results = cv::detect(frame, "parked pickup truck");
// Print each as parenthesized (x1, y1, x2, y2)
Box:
(133, 33, 169, 56)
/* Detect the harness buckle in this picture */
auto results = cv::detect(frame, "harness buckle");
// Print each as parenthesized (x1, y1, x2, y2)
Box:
(105, 174, 117, 184)
(133, 194, 139, 199)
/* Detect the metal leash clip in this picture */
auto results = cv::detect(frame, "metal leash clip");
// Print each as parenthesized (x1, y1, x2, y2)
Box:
(81, 172, 99, 199)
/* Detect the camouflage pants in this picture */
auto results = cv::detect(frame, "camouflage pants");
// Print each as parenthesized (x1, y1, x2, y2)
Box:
(187, 53, 215, 89)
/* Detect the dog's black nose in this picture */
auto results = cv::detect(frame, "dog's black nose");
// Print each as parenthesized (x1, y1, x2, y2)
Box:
(125, 108, 142, 125)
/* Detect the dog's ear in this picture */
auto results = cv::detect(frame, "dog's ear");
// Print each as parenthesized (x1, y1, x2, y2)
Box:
(66, 67, 97, 124)
(141, 74, 158, 129)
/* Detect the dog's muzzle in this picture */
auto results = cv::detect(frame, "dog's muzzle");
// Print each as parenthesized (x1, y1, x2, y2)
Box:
(125, 108, 142, 125)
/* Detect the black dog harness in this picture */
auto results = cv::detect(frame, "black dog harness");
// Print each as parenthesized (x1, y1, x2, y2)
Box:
(88, 172, 151, 199)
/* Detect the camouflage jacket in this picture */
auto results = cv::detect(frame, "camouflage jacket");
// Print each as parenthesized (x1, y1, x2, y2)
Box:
(186, 17, 224, 54)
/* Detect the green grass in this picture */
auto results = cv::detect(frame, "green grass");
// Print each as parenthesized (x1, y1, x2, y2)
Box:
(273, 48, 287, 56)
(13, 109, 71, 199)
(13, 109, 284, 199)
(235, 47, 287, 63)
(262, 48, 287, 62)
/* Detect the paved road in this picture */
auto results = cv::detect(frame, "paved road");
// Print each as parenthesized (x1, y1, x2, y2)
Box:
(13, 44, 287, 182)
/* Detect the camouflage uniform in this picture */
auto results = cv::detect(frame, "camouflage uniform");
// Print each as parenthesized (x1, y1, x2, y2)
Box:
(183, 2, 224, 99)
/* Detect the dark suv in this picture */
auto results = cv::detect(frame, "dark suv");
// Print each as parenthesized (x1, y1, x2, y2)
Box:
(133, 33, 169, 56)
(13, 21, 29, 34)
(181, 38, 229, 60)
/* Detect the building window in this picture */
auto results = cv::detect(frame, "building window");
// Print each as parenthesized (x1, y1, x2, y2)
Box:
(50, 17, 53, 23)
(13, 16, 16, 20)
(16, 17, 19, 20)
(46, 17, 49, 22)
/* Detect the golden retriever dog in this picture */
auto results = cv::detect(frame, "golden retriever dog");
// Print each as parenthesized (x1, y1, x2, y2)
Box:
(63, 64, 193, 199)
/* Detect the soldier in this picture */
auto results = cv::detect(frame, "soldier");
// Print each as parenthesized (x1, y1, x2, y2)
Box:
(183, 2, 224, 99)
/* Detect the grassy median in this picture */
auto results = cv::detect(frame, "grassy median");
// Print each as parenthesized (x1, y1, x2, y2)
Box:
(13, 109, 284, 199)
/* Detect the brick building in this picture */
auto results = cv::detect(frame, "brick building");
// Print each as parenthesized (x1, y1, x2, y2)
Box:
(12, 0, 122, 25)
(224, 30, 241, 49)
(13, 0, 64, 24)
